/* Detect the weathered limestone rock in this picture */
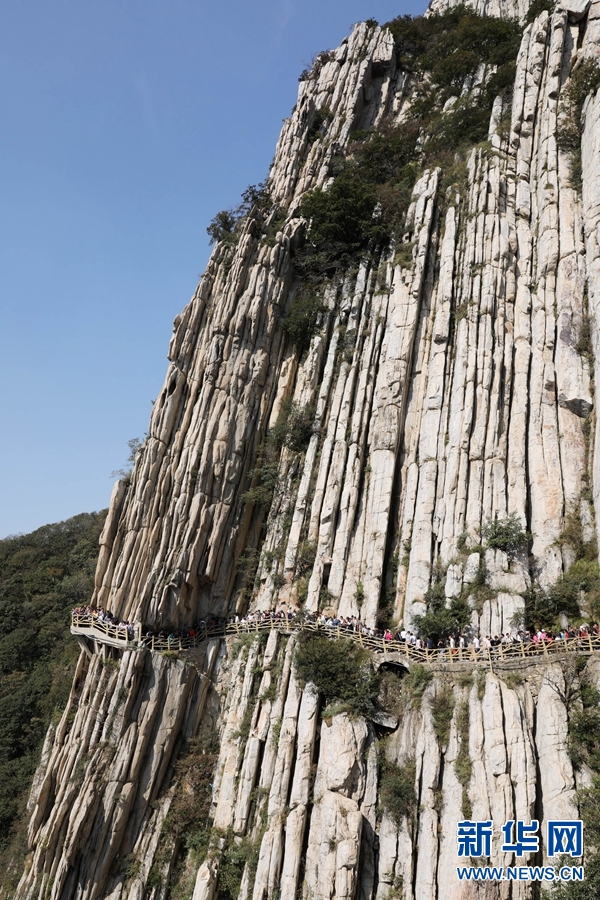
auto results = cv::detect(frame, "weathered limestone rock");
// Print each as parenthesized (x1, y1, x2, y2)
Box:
(303, 791, 363, 900)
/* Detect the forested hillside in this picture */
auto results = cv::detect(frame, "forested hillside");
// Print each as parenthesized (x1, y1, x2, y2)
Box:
(0, 512, 106, 872)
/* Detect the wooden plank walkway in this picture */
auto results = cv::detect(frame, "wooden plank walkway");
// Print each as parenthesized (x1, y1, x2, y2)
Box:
(70, 613, 600, 670)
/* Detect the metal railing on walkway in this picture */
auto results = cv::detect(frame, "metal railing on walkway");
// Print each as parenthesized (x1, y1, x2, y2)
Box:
(70, 612, 600, 669)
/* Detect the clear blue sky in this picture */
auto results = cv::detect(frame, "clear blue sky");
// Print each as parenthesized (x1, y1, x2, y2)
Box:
(0, 0, 427, 539)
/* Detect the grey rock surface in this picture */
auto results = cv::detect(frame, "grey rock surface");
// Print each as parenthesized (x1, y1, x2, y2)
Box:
(8, 2, 600, 899)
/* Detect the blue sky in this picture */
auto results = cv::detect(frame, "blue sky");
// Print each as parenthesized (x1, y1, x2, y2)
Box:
(0, 0, 426, 538)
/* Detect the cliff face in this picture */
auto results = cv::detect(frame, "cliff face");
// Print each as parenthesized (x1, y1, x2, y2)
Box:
(13, 635, 600, 900)
(9, 1, 600, 898)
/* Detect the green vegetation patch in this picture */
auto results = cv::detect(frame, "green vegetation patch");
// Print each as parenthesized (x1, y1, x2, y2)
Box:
(385, 7, 521, 83)
(293, 8, 522, 284)
(454, 700, 473, 818)
(283, 291, 325, 350)
(0, 512, 106, 872)
(401, 664, 433, 709)
(558, 59, 600, 188)
(525, 0, 555, 24)
(267, 397, 315, 453)
(524, 512, 600, 629)
(558, 59, 600, 153)
(149, 733, 220, 895)
(413, 572, 471, 643)
(294, 631, 378, 716)
(430, 684, 455, 746)
(379, 756, 417, 824)
(206, 180, 271, 246)
(482, 513, 531, 558)
(295, 170, 388, 281)
(548, 774, 600, 899)
(569, 677, 600, 773)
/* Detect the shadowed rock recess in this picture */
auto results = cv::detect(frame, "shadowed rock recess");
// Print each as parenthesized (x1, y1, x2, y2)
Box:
(7, 0, 600, 897)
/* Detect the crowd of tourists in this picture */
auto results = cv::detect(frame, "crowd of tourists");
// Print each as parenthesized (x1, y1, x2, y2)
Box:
(72, 606, 137, 640)
(298, 613, 600, 655)
(72, 605, 599, 656)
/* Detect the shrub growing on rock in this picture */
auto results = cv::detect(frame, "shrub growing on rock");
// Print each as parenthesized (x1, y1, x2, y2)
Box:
(206, 180, 271, 246)
(291, 8, 523, 284)
(294, 632, 378, 716)
(558, 59, 600, 153)
(558, 58, 600, 187)
(283, 292, 324, 349)
(482, 513, 531, 558)
(401, 664, 433, 707)
(295, 171, 387, 280)
(525, 0, 555, 24)
(430, 685, 455, 746)
(552, 773, 600, 897)
(413, 572, 471, 642)
(379, 757, 416, 823)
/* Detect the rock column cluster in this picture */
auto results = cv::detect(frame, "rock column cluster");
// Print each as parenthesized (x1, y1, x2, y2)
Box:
(10, 1, 600, 898)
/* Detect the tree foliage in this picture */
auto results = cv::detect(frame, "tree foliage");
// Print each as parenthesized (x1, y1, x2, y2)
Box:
(283, 291, 324, 350)
(296, 172, 386, 279)
(379, 757, 416, 823)
(413, 574, 471, 642)
(548, 773, 600, 899)
(525, 0, 555, 24)
(482, 513, 531, 558)
(558, 60, 600, 153)
(206, 180, 271, 245)
(294, 632, 378, 716)
(241, 397, 315, 510)
(385, 6, 521, 82)
(293, 8, 523, 282)
(0, 512, 106, 855)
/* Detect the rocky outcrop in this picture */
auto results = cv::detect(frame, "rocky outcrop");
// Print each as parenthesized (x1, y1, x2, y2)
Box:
(8, 0, 600, 898)
(88, 2, 600, 636)
(13, 625, 596, 900)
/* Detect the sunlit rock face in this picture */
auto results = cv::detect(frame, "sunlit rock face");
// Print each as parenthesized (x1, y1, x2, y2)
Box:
(8, 0, 600, 898)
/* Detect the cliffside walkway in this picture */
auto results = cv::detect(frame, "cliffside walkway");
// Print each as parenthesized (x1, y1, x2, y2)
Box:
(70, 612, 600, 669)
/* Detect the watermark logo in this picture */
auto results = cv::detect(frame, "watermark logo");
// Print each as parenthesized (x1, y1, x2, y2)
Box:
(457, 820, 493, 858)
(501, 819, 540, 856)
(455, 819, 584, 882)
(547, 821, 583, 858)
(456, 866, 584, 882)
